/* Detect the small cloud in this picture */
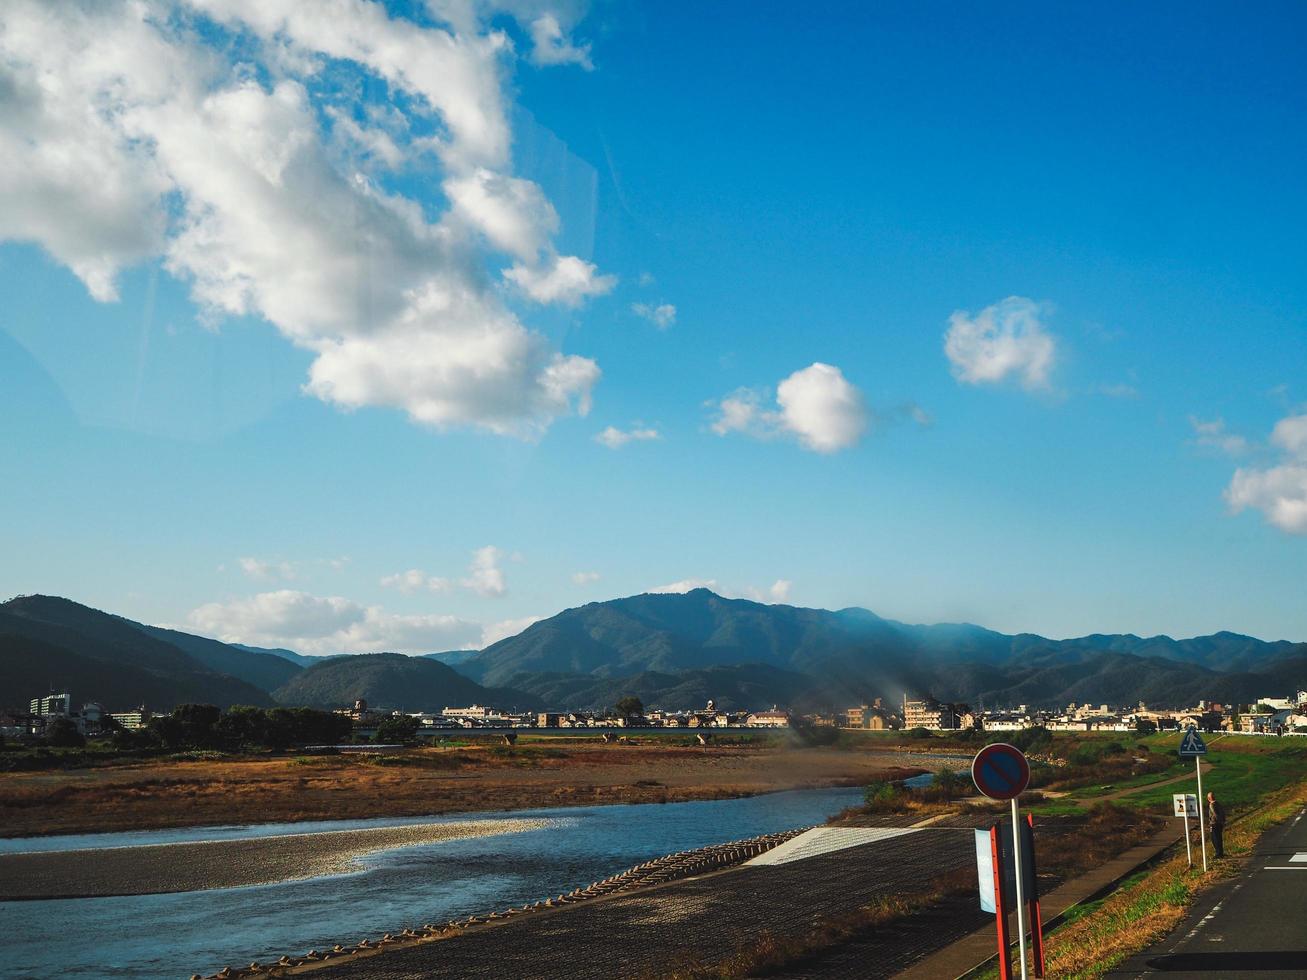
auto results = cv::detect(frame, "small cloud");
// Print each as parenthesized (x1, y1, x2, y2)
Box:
(505, 254, 616, 307)
(632, 302, 676, 329)
(527, 14, 593, 70)
(572, 571, 601, 585)
(480, 615, 543, 647)
(1096, 383, 1140, 400)
(595, 424, 661, 449)
(1189, 416, 1250, 457)
(637, 271, 655, 287)
(710, 363, 870, 454)
(462, 545, 507, 597)
(380, 569, 450, 595)
(768, 579, 791, 602)
(944, 296, 1056, 390)
(1224, 412, 1307, 534)
(239, 557, 297, 581)
(649, 578, 719, 594)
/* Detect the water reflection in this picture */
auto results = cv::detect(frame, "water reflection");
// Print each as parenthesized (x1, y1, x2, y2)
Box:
(5, 787, 862, 979)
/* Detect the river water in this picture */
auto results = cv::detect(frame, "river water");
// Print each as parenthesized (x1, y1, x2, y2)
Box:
(2, 787, 865, 979)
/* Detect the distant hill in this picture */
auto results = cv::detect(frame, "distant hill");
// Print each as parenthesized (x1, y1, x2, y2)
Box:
(233, 644, 320, 668)
(422, 649, 479, 666)
(271, 653, 538, 712)
(131, 623, 301, 691)
(4, 591, 1302, 715)
(0, 596, 274, 710)
(504, 663, 819, 713)
(462, 589, 1306, 709)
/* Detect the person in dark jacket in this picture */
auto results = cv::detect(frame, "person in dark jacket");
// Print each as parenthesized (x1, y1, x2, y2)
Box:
(1207, 791, 1226, 858)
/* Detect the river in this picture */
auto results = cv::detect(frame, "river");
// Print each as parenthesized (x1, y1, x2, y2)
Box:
(2, 786, 866, 979)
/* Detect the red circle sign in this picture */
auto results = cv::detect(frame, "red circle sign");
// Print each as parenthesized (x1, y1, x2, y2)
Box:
(971, 743, 1030, 800)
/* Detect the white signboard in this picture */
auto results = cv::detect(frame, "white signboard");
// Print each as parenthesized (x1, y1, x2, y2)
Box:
(1173, 793, 1198, 817)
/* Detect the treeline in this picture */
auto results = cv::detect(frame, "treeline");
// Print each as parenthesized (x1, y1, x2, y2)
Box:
(113, 704, 353, 751)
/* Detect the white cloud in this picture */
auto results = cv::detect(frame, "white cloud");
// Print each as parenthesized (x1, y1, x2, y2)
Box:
(188, 589, 481, 654)
(649, 578, 719, 594)
(0, 0, 609, 438)
(572, 570, 600, 585)
(711, 363, 869, 454)
(944, 296, 1056, 389)
(239, 557, 298, 581)
(462, 545, 507, 597)
(631, 302, 676, 329)
(1225, 412, 1307, 534)
(380, 569, 451, 594)
(595, 424, 660, 449)
(480, 614, 543, 647)
(526, 13, 593, 69)
(768, 579, 792, 602)
(1189, 417, 1250, 456)
(504, 254, 616, 307)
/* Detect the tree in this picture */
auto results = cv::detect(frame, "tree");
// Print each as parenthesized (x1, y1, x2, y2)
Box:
(615, 696, 644, 720)
(376, 714, 421, 743)
(1135, 718, 1158, 735)
(45, 717, 85, 748)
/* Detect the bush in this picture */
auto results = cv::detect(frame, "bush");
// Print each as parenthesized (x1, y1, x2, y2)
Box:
(44, 717, 85, 748)
(905, 727, 934, 740)
(863, 780, 907, 811)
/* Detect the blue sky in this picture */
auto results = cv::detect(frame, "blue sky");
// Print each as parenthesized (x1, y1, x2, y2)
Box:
(2, 1, 1305, 652)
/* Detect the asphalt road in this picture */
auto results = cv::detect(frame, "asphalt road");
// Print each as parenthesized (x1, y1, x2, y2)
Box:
(1106, 803, 1307, 979)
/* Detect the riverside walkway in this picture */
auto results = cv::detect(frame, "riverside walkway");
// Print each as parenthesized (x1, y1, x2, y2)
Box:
(246, 826, 980, 979)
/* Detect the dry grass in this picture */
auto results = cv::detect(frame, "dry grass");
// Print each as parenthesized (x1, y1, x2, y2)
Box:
(0, 743, 928, 837)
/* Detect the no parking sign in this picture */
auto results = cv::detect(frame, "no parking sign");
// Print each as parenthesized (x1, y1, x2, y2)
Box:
(972, 742, 1031, 800)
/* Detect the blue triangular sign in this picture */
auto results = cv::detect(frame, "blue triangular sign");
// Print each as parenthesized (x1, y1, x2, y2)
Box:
(1178, 726, 1207, 756)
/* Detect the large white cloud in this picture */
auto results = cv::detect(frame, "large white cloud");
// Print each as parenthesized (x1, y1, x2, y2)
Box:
(710, 363, 870, 453)
(944, 296, 1056, 389)
(189, 589, 481, 654)
(1225, 412, 1307, 534)
(0, 0, 609, 437)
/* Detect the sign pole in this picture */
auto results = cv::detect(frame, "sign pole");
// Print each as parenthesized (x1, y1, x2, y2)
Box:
(1025, 813, 1045, 978)
(1010, 797, 1028, 980)
(1194, 756, 1207, 872)
(1182, 801, 1192, 868)
(991, 825, 1013, 980)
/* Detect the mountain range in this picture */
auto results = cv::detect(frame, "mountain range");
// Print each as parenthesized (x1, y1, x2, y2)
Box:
(2, 590, 1303, 715)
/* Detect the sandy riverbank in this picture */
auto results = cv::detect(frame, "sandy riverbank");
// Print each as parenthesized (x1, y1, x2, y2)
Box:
(1, 741, 942, 837)
(0, 818, 551, 900)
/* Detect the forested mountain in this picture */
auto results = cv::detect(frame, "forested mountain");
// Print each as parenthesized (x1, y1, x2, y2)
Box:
(0, 596, 274, 709)
(271, 653, 537, 712)
(3, 591, 1301, 714)
(461, 589, 1306, 710)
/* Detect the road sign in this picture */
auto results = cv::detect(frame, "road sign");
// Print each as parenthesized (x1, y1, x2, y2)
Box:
(972, 743, 1031, 801)
(1178, 726, 1208, 757)
(1173, 793, 1198, 817)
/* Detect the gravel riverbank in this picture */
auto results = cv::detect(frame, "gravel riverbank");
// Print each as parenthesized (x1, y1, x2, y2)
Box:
(0, 818, 551, 900)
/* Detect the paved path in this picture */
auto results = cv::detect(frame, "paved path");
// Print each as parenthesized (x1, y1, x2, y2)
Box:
(277, 829, 980, 980)
(1104, 803, 1307, 979)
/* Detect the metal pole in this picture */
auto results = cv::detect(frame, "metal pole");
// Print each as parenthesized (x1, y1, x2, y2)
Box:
(1182, 802, 1192, 868)
(1010, 798, 1028, 980)
(1195, 757, 1207, 872)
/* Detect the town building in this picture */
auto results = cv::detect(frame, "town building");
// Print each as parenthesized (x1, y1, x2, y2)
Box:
(30, 692, 72, 717)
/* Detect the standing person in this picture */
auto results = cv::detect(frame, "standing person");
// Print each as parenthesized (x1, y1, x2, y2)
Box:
(1207, 791, 1226, 859)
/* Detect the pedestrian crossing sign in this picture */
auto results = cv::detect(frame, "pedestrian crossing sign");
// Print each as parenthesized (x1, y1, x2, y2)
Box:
(1178, 726, 1208, 757)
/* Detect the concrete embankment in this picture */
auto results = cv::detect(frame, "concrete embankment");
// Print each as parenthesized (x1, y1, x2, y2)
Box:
(0, 818, 551, 900)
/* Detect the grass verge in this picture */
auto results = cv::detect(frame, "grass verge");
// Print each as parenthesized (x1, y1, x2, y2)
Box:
(975, 776, 1307, 979)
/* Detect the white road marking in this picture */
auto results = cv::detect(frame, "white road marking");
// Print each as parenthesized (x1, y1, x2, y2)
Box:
(744, 827, 921, 866)
(1289, 852, 1307, 863)
(1262, 866, 1307, 871)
